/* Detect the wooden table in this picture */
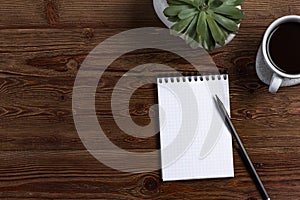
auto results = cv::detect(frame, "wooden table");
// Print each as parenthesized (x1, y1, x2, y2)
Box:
(1, 0, 300, 199)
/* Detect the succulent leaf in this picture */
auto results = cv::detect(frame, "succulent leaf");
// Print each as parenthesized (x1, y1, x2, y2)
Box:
(218, 25, 230, 45)
(168, 16, 180, 22)
(193, 0, 204, 7)
(196, 12, 205, 36)
(178, 8, 197, 19)
(210, 13, 238, 32)
(177, 0, 197, 6)
(206, 14, 226, 46)
(164, 5, 191, 17)
(212, 5, 245, 20)
(167, 0, 186, 5)
(184, 14, 199, 43)
(197, 12, 215, 50)
(208, 0, 223, 8)
(171, 15, 195, 34)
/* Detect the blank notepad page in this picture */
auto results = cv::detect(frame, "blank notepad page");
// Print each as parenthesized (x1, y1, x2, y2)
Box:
(157, 75, 234, 181)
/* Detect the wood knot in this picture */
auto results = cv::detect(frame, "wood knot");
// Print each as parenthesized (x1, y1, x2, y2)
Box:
(246, 111, 253, 119)
(56, 110, 66, 121)
(45, 0, 60, 25)
(143, 176, 159, 191)
(246, 82, 261, 93)
(82, 28, 94, 40)
(138, 175, 160, 197)
(66, 59, 78, 70)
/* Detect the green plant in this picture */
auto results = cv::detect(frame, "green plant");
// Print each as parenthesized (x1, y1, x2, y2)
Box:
(163, 0, 245, 50)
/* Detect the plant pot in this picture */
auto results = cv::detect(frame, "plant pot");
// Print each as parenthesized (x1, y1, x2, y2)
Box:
(153, 0, 240, 49)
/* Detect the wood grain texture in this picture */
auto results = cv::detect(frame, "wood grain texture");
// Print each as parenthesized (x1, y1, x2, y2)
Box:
(0, 0, 300, 199)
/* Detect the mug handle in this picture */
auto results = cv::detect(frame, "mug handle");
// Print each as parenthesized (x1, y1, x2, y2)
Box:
(269, 73, 283, 93)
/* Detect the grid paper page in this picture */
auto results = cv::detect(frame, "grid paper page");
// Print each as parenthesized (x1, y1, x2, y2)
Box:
(157, 75, 234, 181)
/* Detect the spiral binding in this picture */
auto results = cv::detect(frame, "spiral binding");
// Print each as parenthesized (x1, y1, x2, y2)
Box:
(158, 74, 228, 84)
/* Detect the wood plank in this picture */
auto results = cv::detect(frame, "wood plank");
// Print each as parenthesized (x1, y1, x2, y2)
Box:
(0, 28, 217, 78)
(1, 119, 300, 151)
(0, 148, 299, 199)
(0, 26, 288, 78)
(0, 0, 162, 28)
(1, 0, 300, 29)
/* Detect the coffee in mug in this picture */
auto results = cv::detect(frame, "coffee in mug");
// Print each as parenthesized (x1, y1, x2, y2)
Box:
(261, 15, 300, 93)
(267, 22, 300, 75)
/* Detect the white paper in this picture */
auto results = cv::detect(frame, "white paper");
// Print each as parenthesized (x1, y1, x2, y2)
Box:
(157, 75, 234, 181)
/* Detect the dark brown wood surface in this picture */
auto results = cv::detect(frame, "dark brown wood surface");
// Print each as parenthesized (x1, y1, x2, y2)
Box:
(0, 0, 300, 199)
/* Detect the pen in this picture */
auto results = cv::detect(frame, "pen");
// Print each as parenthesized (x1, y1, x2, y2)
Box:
(215, 95, 270, 200)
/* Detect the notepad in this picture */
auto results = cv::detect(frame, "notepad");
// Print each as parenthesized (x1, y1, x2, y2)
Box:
(157, 75, 234, 181)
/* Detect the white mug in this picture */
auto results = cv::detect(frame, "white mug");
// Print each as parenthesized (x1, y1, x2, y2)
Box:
(261, 15, 300, 93)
